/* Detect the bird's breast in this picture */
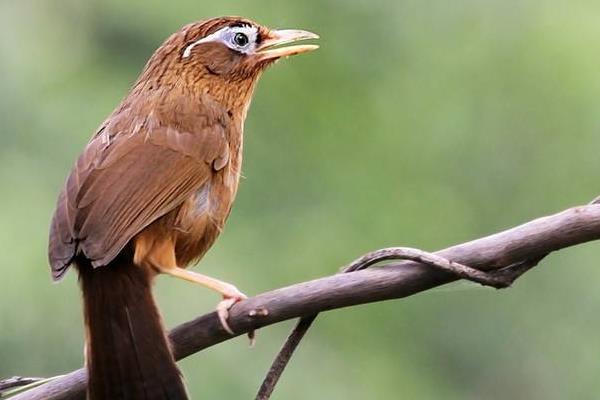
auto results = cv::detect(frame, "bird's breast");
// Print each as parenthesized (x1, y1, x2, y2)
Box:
(173, 147, 243, 267)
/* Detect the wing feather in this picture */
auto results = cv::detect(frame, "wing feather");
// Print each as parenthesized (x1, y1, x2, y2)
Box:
(49, 111, 229, 278)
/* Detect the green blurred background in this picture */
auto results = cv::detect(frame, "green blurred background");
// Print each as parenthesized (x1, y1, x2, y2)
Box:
(2, 0, 600, 398)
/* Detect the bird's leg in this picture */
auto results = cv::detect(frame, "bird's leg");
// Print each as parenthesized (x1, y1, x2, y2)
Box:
(159, 266, 247, 335)
(134, 234, 247, 335)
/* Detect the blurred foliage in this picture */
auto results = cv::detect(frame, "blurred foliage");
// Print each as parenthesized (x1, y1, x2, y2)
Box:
(1, 0, 600, 399)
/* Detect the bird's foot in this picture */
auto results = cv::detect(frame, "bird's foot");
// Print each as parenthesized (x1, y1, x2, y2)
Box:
(216, 287, 257, 345)
(216, 286, 247, 335)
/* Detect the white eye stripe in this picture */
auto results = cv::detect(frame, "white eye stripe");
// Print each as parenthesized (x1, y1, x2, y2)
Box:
(183, 26, 259, 58)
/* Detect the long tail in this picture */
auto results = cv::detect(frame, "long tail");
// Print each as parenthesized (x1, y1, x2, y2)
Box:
(77, 256, 188, 400)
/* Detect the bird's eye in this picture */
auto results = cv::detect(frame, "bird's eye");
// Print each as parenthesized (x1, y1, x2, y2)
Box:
(233, 32, 249, 47)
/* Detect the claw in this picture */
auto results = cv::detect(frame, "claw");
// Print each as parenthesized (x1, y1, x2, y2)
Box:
(216, 298, 239, 335)
(216, 290, 247, 335)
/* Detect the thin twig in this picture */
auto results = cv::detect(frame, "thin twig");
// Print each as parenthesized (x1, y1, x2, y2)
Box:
(0, 377, 45, 392)
(255, 315, 317, 400)
(0, 376, 62, 398)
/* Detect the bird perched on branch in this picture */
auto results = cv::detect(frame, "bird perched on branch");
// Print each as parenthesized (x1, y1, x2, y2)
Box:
(48, 16, 318, 400)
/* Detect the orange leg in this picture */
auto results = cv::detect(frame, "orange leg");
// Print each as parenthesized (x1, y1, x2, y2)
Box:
(158, 266, 247, 335)
(134, 233, 247, 335)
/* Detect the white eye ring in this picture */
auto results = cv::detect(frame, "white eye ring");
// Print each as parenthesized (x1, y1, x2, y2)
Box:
(183, 25, 258, 58)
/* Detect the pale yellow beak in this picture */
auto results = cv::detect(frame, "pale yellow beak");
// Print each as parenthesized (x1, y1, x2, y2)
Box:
(255, 29, 319, 60)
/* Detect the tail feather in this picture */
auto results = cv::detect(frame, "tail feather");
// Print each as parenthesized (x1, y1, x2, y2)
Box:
(78, 256, 188, 400)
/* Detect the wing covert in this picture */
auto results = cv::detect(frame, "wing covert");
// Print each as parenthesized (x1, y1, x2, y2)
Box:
(49, 112, 229, 279)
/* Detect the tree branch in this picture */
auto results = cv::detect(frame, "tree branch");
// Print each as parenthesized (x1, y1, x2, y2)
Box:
(1, 377, 44, 392)
(11, 202, 600, 400)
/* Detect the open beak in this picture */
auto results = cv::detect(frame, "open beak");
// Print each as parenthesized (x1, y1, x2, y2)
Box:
(255, 29, 319, 61)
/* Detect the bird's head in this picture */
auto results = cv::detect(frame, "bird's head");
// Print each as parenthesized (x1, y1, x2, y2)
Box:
(181, 17, 318, 77)
(133, 17, 318, 112)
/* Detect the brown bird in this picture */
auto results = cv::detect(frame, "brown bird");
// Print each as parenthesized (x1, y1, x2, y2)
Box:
(48, 16, 318, 400)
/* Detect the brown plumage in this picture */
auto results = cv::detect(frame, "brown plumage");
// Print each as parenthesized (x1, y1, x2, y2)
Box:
(48, 16, 317, 400)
